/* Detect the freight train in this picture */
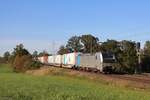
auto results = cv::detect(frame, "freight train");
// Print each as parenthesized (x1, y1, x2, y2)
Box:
(38, 52, 116, 73)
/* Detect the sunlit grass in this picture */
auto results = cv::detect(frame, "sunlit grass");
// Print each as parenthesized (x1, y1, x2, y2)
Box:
(0, 64, 150, 100)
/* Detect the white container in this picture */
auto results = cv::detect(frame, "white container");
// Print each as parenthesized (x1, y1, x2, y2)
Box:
(48, 56, 54, 64)
(62, 52, 81, 68)
(61, 54, 65, 65)
(66, 53, 75, 65)
(54, 55, 62, 65)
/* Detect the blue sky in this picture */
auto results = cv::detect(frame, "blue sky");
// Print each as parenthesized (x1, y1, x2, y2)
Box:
(0, 0, 150, 56)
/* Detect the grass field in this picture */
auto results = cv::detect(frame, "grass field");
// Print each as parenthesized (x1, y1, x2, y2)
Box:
(0, 64, 150, 100)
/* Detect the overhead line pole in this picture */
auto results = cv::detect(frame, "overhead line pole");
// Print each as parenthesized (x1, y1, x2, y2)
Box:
(135, 42, 141, 74)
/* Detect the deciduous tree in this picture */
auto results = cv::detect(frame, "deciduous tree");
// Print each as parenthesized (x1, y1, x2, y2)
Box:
(81, 34, 100, 53)
(3, 51, 10, 62)
(66, 36, 83, 52)
(57, 45, 68, 55)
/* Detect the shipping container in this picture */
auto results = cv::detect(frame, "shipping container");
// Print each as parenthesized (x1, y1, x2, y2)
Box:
(54, 55, 62, 66)
(62, 52, 81, 68)
(48, 56, 54, 64)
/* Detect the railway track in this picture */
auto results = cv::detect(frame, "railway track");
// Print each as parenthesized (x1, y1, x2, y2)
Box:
(109, 74, 150, 85)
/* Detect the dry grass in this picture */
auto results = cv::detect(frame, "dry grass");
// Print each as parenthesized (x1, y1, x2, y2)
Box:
(26, 66, 150, 90)
(1, 64, 150, 100)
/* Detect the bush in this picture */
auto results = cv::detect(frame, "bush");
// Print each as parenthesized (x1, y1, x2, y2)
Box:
(13, 55, 31, 72)
(0, 57, 5, 64)
(13, 55, 42, 72)
(112, 64, 126, 74)
(28, 61, 42, 70)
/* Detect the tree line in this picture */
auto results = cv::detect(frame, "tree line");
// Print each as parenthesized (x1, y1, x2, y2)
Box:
(1, 34, 150, 74)
(57, 34, 150, 74)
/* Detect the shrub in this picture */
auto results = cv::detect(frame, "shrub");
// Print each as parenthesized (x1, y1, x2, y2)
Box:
(28, 61, 42, 70)
(13, 55, 32, 72)
(0, 57, 5, 64)
(13, 55, 42, 72)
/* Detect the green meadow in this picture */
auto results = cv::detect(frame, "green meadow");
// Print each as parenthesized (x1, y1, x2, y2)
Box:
(0, 64, 150, 100)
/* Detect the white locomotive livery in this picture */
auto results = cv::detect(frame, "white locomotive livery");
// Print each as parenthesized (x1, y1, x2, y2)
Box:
(38, 52, 116, 73)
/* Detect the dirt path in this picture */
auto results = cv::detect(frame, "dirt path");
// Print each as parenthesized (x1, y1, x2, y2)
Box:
(109, 74, 150, 84)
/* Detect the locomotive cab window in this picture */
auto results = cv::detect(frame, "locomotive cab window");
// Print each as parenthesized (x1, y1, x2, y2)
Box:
(102, 52, 115, 63)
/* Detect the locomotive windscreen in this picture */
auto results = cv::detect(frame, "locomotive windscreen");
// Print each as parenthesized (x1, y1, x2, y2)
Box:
(102, 52, 115, 63)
